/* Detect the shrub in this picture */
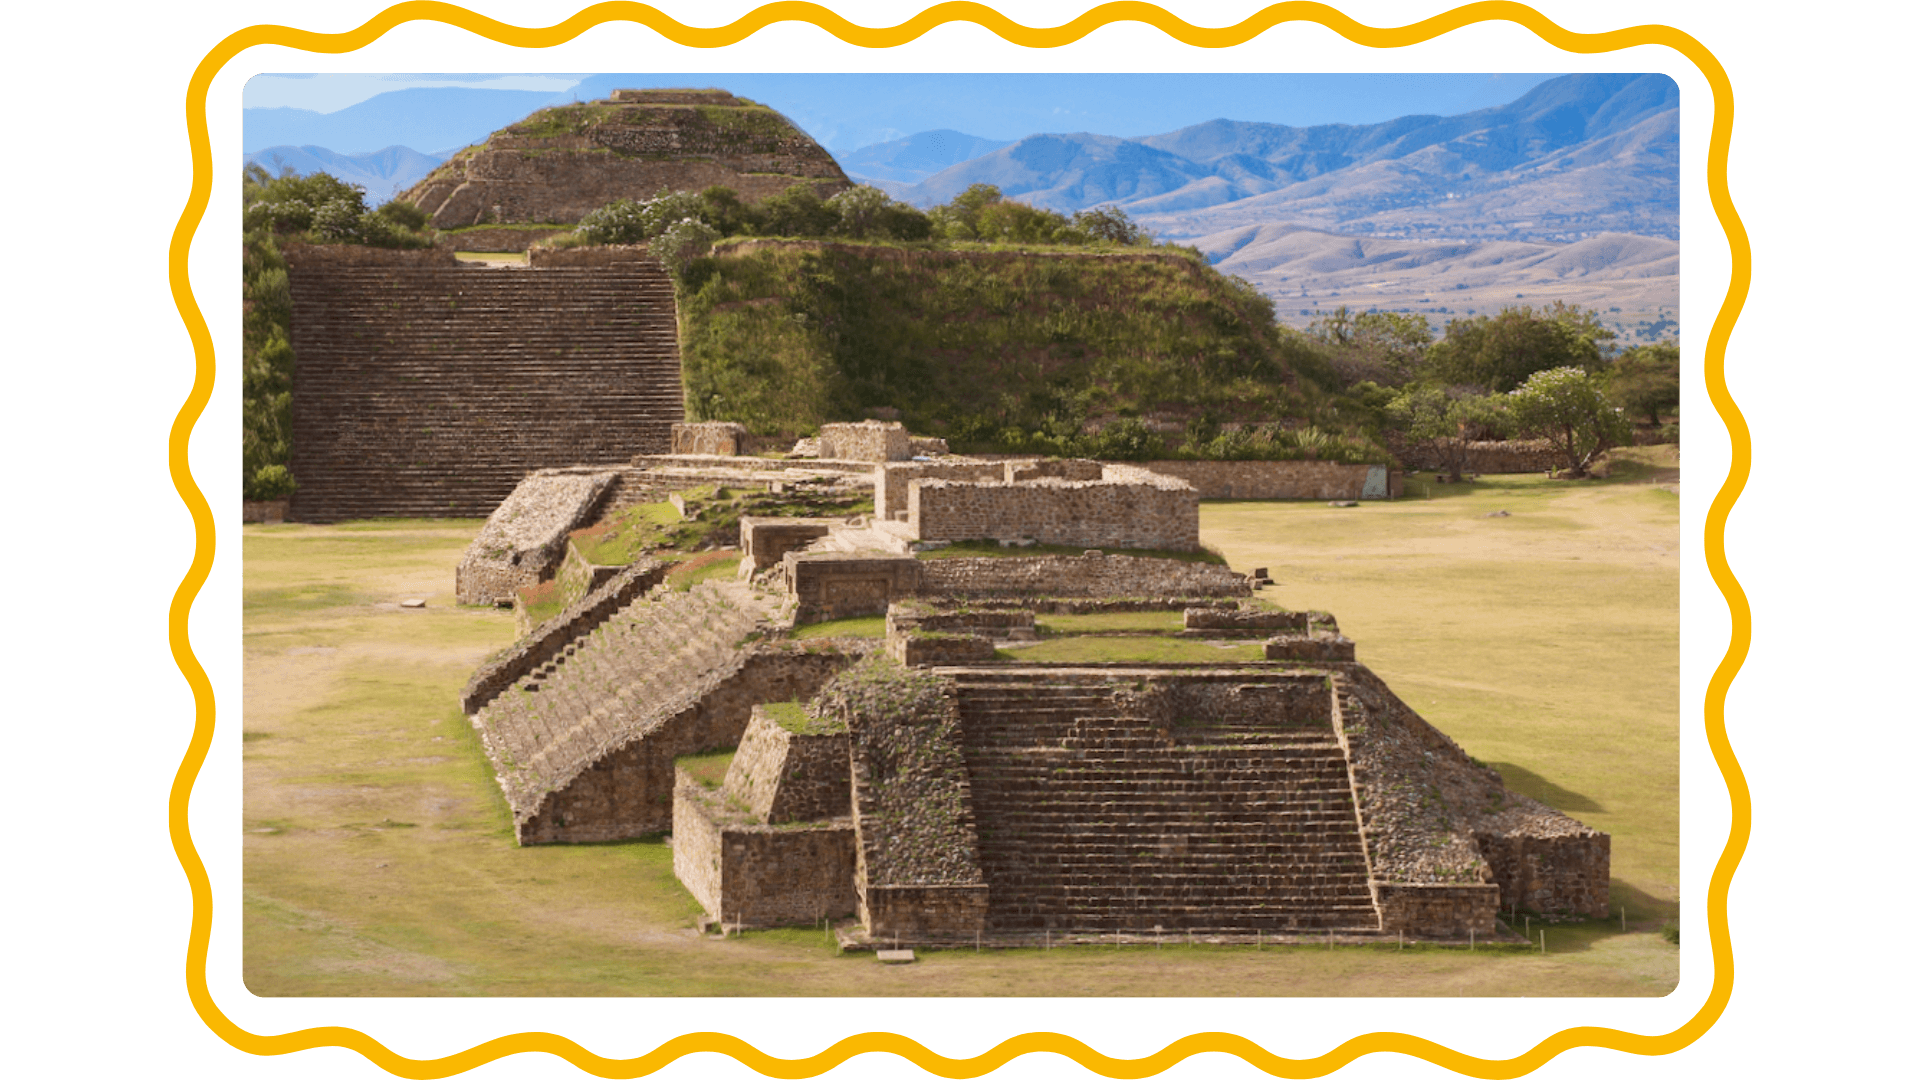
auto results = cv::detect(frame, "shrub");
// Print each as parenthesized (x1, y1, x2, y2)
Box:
(248, 463, 297, 500)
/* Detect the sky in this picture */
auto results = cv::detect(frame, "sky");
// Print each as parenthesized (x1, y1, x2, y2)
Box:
(244, 72, 1568, 153)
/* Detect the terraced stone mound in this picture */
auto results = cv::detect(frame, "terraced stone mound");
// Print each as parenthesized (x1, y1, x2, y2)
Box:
(284, 244, 682, 521)
(402, 89, 851, 229)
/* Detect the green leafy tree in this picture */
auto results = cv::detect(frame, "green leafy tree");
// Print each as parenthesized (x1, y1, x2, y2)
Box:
(1426, 302, 1615, 392)
(755, 182, 840, 237)
(1607, 340, 1680, 424)
(927, 183, 1005, 240)
(826, 185, 932, 241)
(652, 217, 721, 281)
(1506, 366, 1632, 476)
(1384, 385, 1509, 481)
(1311, 305, 1434, 386)
(1070, 205, 1146, 245)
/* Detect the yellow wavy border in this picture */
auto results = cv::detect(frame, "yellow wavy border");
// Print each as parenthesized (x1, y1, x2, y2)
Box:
(172, 3, 1750, 1076)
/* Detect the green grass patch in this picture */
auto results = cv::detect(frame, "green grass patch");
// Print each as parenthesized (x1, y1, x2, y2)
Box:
(451, 251, 528, 264)
(998, 637, 1265, 663)
(666, 551, 742, 591)
(916, 540, 1227, 565)
(1036, 611, 1186, 635)
(790, 616, 887, 640)
(675, 748, 736, 789)
(762, 701, 845, 736)
(516, 579, 565, 626)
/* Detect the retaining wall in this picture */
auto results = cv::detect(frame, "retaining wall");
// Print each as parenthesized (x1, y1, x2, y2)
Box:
(724, 705, 852, 824)
(1135, 460, 1400, 500)
(1376, 883, 1501, 938)
(671, 777, 858, 928)
(909, 464, 1200, 550)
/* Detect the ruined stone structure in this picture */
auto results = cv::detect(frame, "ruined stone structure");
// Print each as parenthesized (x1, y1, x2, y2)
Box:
(284, 244, 682, 521)
(455, 469, 620, 605)
(908, 463, 1201, 551)
(816, 421, 913, 463)
(402, 89, 850, 230)
(458, 445, 1604, 943)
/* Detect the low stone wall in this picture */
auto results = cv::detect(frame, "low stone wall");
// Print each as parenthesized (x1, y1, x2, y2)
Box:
(1006, 458, 1104, 482)
(740, 518, 834, 573)
(909, 464, 1201, 551)
(889, 633, 998, 666)
(671, 421, 750, 456)
(242, 499, 290, 524)
(1376, 883, 1501, 938)
(886, 607, 1037, 638)
(1265, 634, 1357, 662)
(455, 469, 619, 605)
(518, 644, 870, 840)
(908, 436, 949, 457)
(1135, 460, 1400, 500)
(1475, 817, 1613, 917)
(1184, 607, 1308, 634)
(1393, 438, 1563, 475)
(672, 777, 858, 928)
(918, 553, 1251, 600)
(460, 557, 669, 715)
(786, 554, 925, 622)
(876, 461, 1004, 520)
(818, 421, 911, 462)
(861, 884, 990, 942)
(724, 705, 852, 824)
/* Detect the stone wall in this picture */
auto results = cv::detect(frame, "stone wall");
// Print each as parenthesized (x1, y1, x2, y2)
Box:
(861, 885, 990, 942)
(875, 462, 1005, 520)
(739, 518, 834, 574)
(918, 553, 1251, 600)
(1376, 883, 1501, 938)
(242, 500, 289, 524)
(889, 632, 999, 666)
(517, 644, 868, 842)
(1392, 438, 1563, 475)
(817, 421, 911, 463)
(785, 554, 925, 622)
(671, 421, 750, 456)
(456, 469, 618, 605)
(1265, 634, 1358, 662)
(1183, 607, 1309, 635)
(1474, 815, 1613, 918)
(671, 777, 858, 928)
(723, 705, 852, 824)
(459, 557, 669, 715)
(1005, 458, 1104, 483)
(908, 465, 1201, 550)
(285, 243, 683, 520)
(1136, 460, 1401, 500)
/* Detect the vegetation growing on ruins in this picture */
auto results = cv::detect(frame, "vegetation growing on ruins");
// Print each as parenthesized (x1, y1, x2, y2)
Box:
(569, 488, 873, 567)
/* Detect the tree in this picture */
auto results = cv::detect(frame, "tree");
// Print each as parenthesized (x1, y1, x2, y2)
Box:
(1506, 366, 1632, 476)
(927, 183, 1004, 240)
(1384, 385, 1509, 481)
(826, 185, 932, 241)
(1070, 205, 1146, 245)
(1426, 302, 1615, 392)
(1310, 305, 1434, 386)
(1607, 341, 1680, 424)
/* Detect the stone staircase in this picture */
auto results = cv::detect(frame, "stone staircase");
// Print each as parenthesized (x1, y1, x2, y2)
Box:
(287, 261, 683, 521)
(948, 668, 1379, 933)
(473, 579, 776, 817)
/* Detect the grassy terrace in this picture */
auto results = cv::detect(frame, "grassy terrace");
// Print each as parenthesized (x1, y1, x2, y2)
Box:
(241, 457, 1677, 995)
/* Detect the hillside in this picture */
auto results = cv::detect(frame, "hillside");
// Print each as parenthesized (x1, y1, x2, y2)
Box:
(677, 240, 1344, 444)
(399, 89, 851, 229)
(245, 144, 444, 203)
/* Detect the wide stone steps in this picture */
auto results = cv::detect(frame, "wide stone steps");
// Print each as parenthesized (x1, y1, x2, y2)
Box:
(473, 581, 773, 806)
(287, 262, 683, 521)
(944, 670, 1379, 933)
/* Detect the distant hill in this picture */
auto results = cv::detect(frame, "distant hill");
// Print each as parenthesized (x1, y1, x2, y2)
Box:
(1197, 223, 1678, 338)
(242, 88, 560, 155)
(886, 73, 1677, 245)
(837, 129, 1012, 184)
(245, 145, 444, 203)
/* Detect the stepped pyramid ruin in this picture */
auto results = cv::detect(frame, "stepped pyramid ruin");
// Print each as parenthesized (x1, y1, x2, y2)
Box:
(456, 439, 1610, 947)
(402, 88, 850, 230)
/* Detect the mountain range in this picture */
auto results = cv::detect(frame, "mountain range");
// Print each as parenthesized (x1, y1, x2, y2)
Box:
(246, 144, 445, 201)
(870, 73, 1677, 245)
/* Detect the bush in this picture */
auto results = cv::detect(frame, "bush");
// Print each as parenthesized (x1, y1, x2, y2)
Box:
(248, 463, 297, 500)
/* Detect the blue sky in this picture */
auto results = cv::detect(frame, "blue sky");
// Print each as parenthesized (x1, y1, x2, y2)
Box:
(245, 72, 1567, 153)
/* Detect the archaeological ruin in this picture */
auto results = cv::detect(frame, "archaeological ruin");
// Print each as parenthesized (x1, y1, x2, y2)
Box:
(454, 440, 1609, 947)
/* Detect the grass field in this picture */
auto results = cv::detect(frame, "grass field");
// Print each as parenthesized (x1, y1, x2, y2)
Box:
(241, 463, 1678, 997)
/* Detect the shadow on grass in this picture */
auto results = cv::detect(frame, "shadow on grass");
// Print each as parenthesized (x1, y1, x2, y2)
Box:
(1486, 761, 1604, 813)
